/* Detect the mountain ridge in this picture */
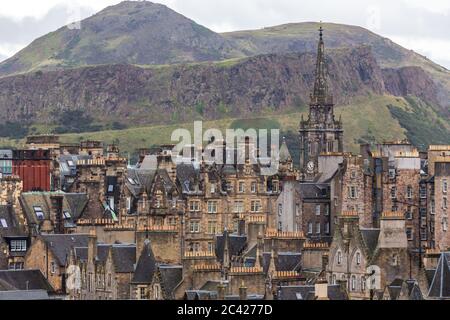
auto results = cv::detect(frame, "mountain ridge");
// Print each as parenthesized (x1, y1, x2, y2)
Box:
(0, 0, 448, 151)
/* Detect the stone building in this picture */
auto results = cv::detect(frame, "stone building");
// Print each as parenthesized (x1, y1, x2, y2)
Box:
(432, 157, 450, 251)
(66, 231, 136, 300)
(24, 233, 89, 294)
(327, 211, 424, 299)
(299, 27, 343, 181)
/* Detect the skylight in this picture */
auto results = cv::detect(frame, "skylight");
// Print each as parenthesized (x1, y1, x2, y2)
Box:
(33, 206, 44, 220)
(0, 219, 7, 228)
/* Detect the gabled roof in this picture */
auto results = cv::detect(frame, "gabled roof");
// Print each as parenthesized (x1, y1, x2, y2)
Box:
(360, 228, 380, 256)
(159, 265, 183, 299)
(111, 244, 136, 273)
(20, 192, 88, 226)
(176, 163, 199, 193)
(73, 243, 135, 273)
(261, 252, 302, 274)
(40, 234, 89, 266)
(0, 269, 54, 293)
(427, 252, 450, 299)
(132, 240, 157, 284)
(279, 138, 292, 163)
(296, 183, 330, 199)
(215, 231, 247, 263)
(125, 168, 156, 197)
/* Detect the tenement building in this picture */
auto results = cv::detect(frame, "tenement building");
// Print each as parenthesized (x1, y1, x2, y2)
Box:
(0, 28, 449, 300)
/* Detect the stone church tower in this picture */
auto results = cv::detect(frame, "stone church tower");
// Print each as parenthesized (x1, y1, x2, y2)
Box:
(299, 26, 343, 181)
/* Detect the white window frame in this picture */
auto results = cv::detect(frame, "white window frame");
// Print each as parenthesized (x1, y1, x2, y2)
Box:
(207, 201, 217, 213)
(316, 222, 320, 234)
(406, 186, 413, 199)
(250, 200, 261, 213)
(189, 200, 200, 212)
(10, 239, 27, 252)
(251, 182, 257, 193)
(233, 201, 244, 213)
(189, 221, 200, 233)
(315, 204, 321, 216)
(238, 181, 245, 193)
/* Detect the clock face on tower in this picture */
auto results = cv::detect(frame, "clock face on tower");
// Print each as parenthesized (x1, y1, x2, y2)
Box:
(307, 161, 315, 173)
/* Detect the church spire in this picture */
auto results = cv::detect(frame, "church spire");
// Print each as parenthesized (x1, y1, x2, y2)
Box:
(311, 24, 330, 104)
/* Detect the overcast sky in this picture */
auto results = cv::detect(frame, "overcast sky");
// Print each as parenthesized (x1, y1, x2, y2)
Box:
(0, 0, 449, 68)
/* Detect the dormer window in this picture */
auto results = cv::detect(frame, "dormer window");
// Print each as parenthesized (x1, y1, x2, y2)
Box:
(210, 183, 216, 194)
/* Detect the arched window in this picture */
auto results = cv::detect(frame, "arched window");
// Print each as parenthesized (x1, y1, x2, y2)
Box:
(356, 252, 361, 265)
(337, 251, 342, 265)
(332, 274, 336, 285)
(351, 275, 356, 291)
(361, 276, 366, 292)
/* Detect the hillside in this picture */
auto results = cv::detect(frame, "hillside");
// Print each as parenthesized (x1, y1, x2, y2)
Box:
(0, 0, 448, 155)
(0, 1, 242, 75)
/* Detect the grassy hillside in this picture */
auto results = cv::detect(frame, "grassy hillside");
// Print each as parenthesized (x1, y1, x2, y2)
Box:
(1, 94, 416, 164)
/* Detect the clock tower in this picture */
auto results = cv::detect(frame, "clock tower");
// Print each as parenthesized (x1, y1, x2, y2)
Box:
(299, 26, 343, 181)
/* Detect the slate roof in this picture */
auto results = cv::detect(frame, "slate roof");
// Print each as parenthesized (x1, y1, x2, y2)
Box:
(0, 270, 54, 293)
(297, 183, 330, 199)
(215, 231, 247, 263)
(111, 244, 136, 273)
(40, 234, 89, 266)
(73, 243, 135, 273)
(0, 289, 49, 300)
(176, 163, 199, 193)
(125, 168, 156, 197)
(277, 285, 315, 300)
(387, 278, 403, 299)
(279, 138, 292, 163)
(261, 252, 302, 274)
(0, 205, 25, 238)
(159, 265, 183, 299)
(427, 252, 450, 299)
(184, 290, 217, 300)
(132, 240, 157, 284)
(277, 284, 347, 300)
(360, 228, 380, 256)
(20, 192, 88, 226)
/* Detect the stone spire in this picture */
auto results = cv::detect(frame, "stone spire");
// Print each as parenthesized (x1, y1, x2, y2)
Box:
(311, 24, 330, 105)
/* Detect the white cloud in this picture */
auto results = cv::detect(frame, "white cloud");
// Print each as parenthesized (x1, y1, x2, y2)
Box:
(390, 35, 450, 69)
(0, 0, 447, 68)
